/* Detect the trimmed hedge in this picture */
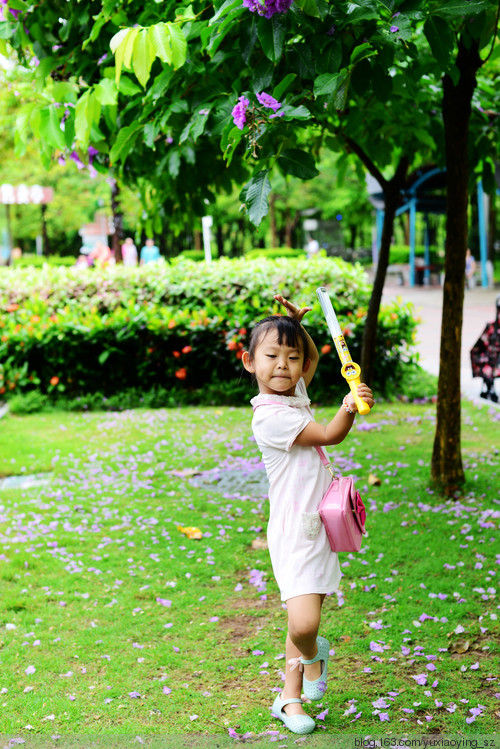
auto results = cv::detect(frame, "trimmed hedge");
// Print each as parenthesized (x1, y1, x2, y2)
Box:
(0, 257, 419, 404)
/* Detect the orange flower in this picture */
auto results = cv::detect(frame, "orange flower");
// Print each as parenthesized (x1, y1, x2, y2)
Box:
(49, 315, 58, 323)
(321, 344, 331, 354)
(31, 315, 41, 323)
(1, 335, 7, 342)
(168, 319, 176, 329)
(0, 386, 5, 394)
(6, 304, 19, 312)
(50, 376, 59, 386)
(235, 350, 243, 360)
(239, 328, 247, 336)
(175, 368, 187, 380)
(173, 350, 181, 358)
(182, 345, 192, 354)
(227, 340, 238, 350)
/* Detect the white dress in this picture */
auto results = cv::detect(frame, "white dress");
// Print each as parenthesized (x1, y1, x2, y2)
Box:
(250, 378, 341, 601)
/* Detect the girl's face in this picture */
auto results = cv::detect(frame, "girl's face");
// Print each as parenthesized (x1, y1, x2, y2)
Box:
(242, 329, 310, 397)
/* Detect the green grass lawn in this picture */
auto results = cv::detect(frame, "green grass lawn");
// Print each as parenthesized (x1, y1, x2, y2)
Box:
(0, 400, 498, 745)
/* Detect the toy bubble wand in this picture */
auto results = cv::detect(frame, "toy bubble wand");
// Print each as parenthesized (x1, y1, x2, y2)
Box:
(316, 287, 371, 416)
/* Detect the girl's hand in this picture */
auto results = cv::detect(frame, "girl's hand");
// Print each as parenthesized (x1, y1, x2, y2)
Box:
(345, 383, 375, 413)
(274, 294, 311, 323)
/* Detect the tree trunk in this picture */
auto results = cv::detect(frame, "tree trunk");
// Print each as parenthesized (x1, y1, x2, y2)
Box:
(360, 157, 409, 386)
(361, 184, 400, 385)
(269, 193, 278, 248)
(285, 208, 299, 249)
(431, 37, 482, 494)
(349, 224, 357, 250)
(110, 179, 124, 262)
(216, 225, 224, 257)
(41, 204, 50, 256)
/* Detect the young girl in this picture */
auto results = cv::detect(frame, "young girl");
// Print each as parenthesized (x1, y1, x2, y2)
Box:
(242, 294, 374, 735)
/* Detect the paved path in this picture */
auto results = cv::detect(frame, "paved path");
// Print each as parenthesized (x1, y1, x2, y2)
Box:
(382, 283, 500, 405)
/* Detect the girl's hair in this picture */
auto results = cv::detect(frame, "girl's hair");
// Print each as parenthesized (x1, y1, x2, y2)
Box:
(247, 315, 309, 362)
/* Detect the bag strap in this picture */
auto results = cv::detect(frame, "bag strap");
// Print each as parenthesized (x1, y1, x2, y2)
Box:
(315, 446, 335, 478)
(254, 403, 335, 479)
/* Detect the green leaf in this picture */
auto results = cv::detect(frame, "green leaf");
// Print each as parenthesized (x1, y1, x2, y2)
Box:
(165, 23, 187, 69)
(433, 1, 488, 17)
(52, 82, 78, 105)
(122, 27, 140, 69)
(209, 0, 242, 24)
(372, 64, 393, 102)
(38, 106, 66, 150)
(133, 28, 154, 87)
(279, 104, 311, 120)
(413, 128, 436, 149)
(118, 75, 142, 96)
(345, 3, 380, 22)
(75, 89, 101, 146)
(150, 22, 172, 64)
(333, 69, 350, 110)
(110, 26, 139, 85)
(148, 21, 188, 68)
(109, 27, 129, 54)
(277, 149, 319, 180)
(110, 123, 143, 163)
(314, 72, 342, 97)
(424, 16, 455, 69)
(350, 42, 376, 66)
(94, 78, 117, 106)
(293, 0, 320, 17)
(258, 14, 286, 63)
(272, 73, 297, 101)
(241, 170, 272, 226)
(0, 22, 13, 40)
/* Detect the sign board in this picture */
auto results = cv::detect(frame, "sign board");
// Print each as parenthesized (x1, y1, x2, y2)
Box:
(0, 184, 54, 204)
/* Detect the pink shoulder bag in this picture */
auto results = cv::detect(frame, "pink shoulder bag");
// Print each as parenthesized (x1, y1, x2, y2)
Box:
(315, 446, 367, 553)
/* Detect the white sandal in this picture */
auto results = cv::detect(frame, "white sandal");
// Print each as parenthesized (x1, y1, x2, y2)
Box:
(271, 694, 315, 734)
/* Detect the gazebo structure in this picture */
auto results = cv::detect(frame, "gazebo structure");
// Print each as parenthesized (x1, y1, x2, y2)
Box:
(368, 166, 493, 287)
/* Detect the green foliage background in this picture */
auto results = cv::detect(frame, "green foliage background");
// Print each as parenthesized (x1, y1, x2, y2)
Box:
(0, 257, 418, 403)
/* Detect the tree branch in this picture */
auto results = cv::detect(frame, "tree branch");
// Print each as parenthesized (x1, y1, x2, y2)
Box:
(340, 134, 389, 192)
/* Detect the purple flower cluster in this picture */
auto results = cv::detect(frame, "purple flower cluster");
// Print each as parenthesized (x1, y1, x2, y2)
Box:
(256, 92, 281, 112)
(0, 0, 20, 20)
(242, 0, 293, 19)
(231, 96, 250, 130)
(231, 91, 283, 130)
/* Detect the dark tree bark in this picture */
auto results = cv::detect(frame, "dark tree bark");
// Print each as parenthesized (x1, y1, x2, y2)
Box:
(41, 204, 50, 256)
(360, 160, 409, 386)
(285, 208, 299, 248)
(431, 37, 482, 493)
(342, 136, 410, 387)
(269, 193, 278, 248)
(110, 179, 124, 263)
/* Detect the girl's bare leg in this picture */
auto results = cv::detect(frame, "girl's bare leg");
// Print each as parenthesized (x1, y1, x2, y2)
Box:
(279, 593, 325, 716)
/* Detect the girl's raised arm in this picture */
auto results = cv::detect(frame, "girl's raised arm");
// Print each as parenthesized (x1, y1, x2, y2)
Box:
(274, 294, 319, 387)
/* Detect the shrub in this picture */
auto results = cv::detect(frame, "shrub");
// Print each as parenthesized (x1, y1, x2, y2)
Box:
(389, 245, 443, 265)
(14, 253, 77, 268)
(0, 257, 419, 405)
(245, 247, 304, 259)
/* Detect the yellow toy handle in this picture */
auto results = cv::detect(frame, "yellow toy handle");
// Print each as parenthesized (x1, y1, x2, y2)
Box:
(341, 363, 371, 416)
(316, 287, 371, 416)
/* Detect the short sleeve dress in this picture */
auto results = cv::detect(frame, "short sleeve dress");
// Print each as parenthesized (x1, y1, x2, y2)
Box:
(250, 378, 341, 602)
